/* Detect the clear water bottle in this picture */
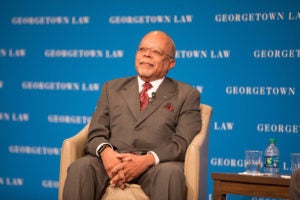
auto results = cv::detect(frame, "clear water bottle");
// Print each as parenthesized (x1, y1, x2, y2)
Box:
(264, 138, 280, 176)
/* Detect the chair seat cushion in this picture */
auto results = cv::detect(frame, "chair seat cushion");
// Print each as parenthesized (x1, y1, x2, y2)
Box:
(102, 184, 149, 200)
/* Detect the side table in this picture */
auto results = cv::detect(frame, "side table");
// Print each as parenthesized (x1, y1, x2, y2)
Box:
(211, 172, 290, 200)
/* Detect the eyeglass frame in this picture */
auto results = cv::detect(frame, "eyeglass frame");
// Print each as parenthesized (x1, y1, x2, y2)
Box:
(136, 46, 174, 59)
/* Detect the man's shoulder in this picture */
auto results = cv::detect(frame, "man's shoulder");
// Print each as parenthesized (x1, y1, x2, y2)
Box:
(105, 76, 136, 85)
(165, 77, 196, 91)
(101, 76, 137, 92)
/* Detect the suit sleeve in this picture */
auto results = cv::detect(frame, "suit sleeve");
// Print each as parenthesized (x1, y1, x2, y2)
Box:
(85, 82, 111, 156)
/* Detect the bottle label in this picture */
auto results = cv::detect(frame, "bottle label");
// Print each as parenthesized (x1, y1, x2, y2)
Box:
(264, 156, 280, 168)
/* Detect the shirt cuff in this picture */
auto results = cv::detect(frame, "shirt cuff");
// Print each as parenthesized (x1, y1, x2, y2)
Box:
(148, 151, 160, 165)
(96, 143, 113, 157)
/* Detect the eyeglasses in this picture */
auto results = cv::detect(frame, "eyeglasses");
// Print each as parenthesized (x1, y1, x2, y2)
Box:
(137, 46, 174, 59)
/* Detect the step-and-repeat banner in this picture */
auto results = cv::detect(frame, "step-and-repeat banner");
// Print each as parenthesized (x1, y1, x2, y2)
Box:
(1, 1, 299, 199)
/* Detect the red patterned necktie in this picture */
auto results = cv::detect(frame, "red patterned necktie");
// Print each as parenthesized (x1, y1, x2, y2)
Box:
(140, 82, 153, 111)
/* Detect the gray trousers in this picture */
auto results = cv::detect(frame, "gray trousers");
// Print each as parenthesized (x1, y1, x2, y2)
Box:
(289, 168, 300, 200)
(63, 155, 186, 200)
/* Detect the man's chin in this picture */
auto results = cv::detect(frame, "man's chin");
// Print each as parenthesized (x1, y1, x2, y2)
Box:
(138, 70, 152, 77)
(138, 74, 152, 81)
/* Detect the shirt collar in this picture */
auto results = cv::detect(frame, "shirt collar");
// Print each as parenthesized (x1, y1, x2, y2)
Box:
(137, 76, 164, 93)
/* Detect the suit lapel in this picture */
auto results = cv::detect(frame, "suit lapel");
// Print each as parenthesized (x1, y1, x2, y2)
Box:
(121, 77, 177, 126)
(135, 77, 177, 126)
(121, 78, 140, 120)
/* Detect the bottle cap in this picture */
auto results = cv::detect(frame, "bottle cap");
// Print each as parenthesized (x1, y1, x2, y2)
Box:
(269, 138, 276, 144)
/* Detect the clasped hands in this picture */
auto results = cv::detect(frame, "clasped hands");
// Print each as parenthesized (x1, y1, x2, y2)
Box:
(100, 147, 155, 189)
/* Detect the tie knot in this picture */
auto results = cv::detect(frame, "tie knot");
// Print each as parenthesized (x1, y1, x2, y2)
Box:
(143, 82, 152, 90)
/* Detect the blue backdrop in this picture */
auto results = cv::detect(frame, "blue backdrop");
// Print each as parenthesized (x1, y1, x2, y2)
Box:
(1, 1, 300, 199)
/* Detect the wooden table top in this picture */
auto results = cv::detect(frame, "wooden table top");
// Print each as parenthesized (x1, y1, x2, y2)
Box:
(211, 172, 291, 186)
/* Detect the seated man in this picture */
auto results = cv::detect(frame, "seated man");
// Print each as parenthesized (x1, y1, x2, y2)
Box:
(63, 30, 201, 200)
(289, 168, 300, 200)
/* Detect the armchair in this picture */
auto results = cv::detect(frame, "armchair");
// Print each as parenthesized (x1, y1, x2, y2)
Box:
(58, 103, 212, 200)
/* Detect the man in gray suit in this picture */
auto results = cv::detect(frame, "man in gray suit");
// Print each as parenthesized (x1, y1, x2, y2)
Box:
(63, 30, 201, 200)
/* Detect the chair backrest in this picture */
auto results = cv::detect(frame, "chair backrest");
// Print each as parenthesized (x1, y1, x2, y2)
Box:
(58, 123, 89, 200)
(58, 103, 212, 200)
(185, 103, 212, 200)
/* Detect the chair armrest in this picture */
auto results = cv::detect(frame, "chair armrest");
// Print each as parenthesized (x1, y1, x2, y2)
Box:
(185, 104, 212, 200)
(58, 123, 90, 200)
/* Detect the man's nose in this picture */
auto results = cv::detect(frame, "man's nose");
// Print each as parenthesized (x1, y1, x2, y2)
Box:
(143, 48, 152, 57)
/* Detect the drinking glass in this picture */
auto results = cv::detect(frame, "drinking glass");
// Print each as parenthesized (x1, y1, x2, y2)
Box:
(245, 150, 262, 174)
(291, 153, 300, 172)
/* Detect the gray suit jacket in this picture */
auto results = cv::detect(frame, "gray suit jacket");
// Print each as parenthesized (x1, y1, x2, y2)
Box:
(86, 76, 201, 163)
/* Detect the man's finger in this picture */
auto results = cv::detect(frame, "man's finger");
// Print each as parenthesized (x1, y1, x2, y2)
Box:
(110, 170, 126, 187)
(110, 163, 124, 175)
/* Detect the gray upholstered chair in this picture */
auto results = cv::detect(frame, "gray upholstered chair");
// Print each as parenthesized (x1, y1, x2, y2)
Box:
(58, 103, 212, 200)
